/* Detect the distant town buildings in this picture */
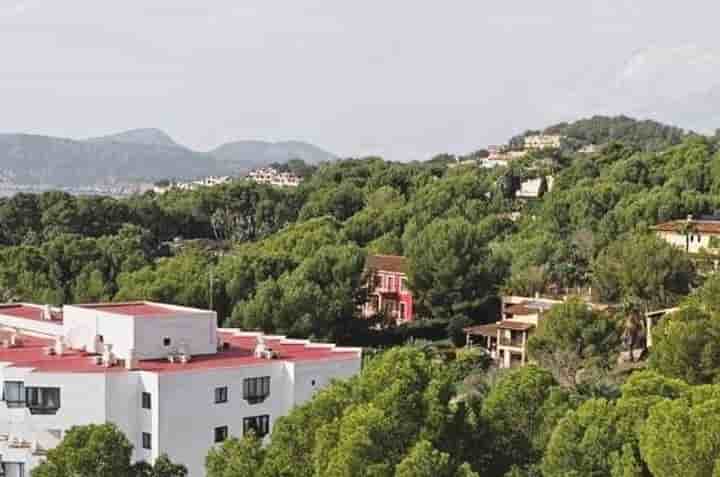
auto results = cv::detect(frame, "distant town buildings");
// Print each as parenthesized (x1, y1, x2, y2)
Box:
(523, 134, 564, 150)
(153, 176, 232, 194)
(246, 168, 302, 188)
(0, 301, 361, 476)
(362, 255, 414, 323)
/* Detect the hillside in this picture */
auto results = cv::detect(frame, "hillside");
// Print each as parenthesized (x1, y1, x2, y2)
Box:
(0, 131, 337, 188)
(210, 140, 337, 169)
(87, 128, 181, 148)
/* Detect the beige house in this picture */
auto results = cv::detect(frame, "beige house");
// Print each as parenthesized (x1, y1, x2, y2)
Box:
(653, 216, 720, 254)
(465, 295, 610, 368)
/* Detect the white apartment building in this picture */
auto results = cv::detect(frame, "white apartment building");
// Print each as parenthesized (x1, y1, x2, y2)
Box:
(0, 302, 361, 477)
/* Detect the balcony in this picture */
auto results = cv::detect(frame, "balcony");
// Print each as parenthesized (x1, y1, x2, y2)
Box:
(499, 337, 524, 348)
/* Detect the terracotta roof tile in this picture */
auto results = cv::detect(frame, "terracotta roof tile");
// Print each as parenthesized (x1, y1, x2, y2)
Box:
(653, 220, 720, 234)
(365, 255, 408, 274)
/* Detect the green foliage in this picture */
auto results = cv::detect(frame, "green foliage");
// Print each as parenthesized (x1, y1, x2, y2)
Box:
(649, 305, 720, 384)
(395, 440, 479, 477)
(593, 233, 696, 308)
(260, 347, 479, 477)
(528, 299, 620, 387)
(32, 423, 186, 477)
(482, 367, 561, 472)
(205, 434, 265, 477)
(405, 216, 508, 319)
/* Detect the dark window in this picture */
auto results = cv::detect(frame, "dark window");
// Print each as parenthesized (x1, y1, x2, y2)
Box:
(141, 392, 151, 409)
(215, 386, 228, 404)
(243, 415, 270, 438)
(311, 379, 316, 387)
(243, 377, 270, 404)
(3, 381, 25, 408)
(142, 432, 152, 450)
(26, 387, 60, 415)
(163, 337, 171, 347)
(214, 426, 228, 443)
(97, 335, 104, 343)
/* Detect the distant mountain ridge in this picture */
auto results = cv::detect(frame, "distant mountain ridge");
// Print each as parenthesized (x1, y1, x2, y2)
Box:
(0, 129, 337, 188)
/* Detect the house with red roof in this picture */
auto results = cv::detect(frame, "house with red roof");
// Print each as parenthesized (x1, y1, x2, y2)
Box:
(362, 255, 415, 323)
(0, 301, 361, 477)
(652, 215, 720, 254)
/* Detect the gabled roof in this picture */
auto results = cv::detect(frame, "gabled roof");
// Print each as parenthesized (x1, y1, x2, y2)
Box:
(366, 255, 408, 274)
(652, 220, 720, 235)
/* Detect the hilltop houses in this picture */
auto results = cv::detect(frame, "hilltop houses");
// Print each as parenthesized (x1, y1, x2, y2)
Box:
(246, 168, 302, 187)
(362, 255, 414, 323)
(523, 134, 564, 151)
(153, 176, 232, 194)
(0, 301, 361, 476)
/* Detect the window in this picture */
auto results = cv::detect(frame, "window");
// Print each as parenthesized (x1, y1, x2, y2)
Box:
(3, 381, 25, 408)
(215, 386, 228, 404)
(387, 277, 394, 290)
(26, 387, 60, 415)
(163, 337, 172, 347)
(243, 377, 270, 404)
(243, 415, 270, 438)
(141, 392, 151, 410)
(142, 432, 152, 450)
(214, 426, 228, 443)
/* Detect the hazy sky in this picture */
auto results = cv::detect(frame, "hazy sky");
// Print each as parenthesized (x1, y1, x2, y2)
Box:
(3, 1, 720, 160)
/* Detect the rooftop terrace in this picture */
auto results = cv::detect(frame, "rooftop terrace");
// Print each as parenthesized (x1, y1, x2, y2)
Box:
(0, 331, 359, 374)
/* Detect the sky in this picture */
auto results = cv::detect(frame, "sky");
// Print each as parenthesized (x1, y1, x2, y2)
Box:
(2, 0, 720, 160)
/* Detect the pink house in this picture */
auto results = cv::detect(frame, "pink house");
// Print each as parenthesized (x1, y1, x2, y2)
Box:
(362, 254, 414, 323)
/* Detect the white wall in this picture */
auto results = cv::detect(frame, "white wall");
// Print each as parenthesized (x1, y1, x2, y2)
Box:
(133, 314, 217, 360)
(0, 313, 63, 337)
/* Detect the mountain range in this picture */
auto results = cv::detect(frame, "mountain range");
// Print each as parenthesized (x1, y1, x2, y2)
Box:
(0, 129, 337, 188)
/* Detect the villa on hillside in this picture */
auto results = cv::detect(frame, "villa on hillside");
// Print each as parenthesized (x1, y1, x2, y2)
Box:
(362, 255, 414, 323)
(464, 295, 611, 368)
(652, 215, 720, 254)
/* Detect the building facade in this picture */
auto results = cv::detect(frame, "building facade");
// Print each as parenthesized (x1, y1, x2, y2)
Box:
(523, 134, 564, 150)
(465, 295, 610, 368)
(0, 302, 361, 477)
(362, 255, 414, 323)
(653, 215, 720, 254)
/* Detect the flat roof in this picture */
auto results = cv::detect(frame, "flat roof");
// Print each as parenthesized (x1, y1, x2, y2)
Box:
(0, 332, 359, 374)
(75, 302, 201, 318)
(0, 304, 62, 323)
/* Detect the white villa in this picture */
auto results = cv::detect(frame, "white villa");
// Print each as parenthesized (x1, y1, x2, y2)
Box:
(653, 215, 720, 254)
(0, 302, 361, 477)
